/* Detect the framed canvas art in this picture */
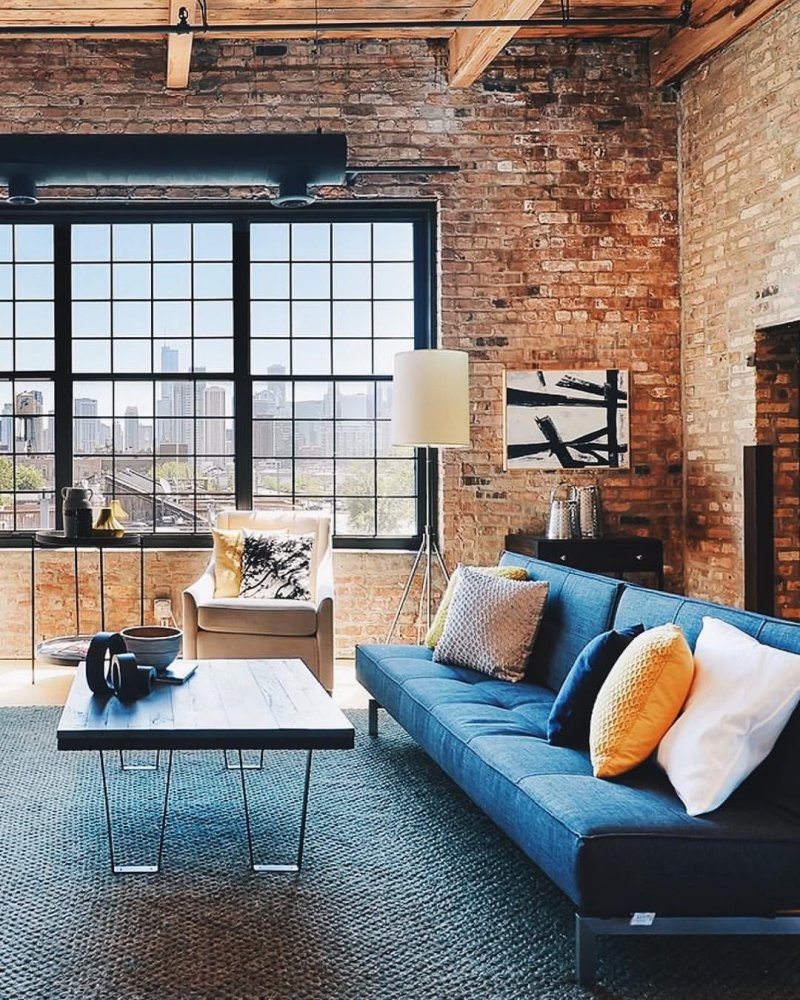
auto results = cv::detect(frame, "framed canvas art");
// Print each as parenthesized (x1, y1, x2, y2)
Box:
(505, 369, 630, 470)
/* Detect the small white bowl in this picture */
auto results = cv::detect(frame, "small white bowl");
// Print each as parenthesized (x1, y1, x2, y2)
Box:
(121, 625, 183, 673)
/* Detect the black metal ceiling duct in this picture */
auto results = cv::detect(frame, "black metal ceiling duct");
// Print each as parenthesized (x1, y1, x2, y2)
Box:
(0, 132, 348, 205)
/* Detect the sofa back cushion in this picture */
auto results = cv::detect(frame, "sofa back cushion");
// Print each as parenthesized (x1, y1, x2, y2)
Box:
(613, 585, 768, 648)
(499, 553, 623, 693)
(614, 584, 800, 818)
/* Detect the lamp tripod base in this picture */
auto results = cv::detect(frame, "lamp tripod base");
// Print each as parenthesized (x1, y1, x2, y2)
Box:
(385, 524, 450, 644)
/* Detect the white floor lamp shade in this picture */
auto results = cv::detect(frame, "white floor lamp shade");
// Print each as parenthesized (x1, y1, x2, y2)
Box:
(391, 350, 470, 448)
(385, 349, 470, 644)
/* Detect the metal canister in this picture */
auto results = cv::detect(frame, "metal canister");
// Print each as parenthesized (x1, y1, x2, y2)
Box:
(570, 485, 602, 538)
(547, 485, 579, 539)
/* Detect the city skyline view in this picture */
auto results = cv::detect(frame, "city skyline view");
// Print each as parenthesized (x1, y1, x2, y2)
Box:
(0, 218, 421, 537)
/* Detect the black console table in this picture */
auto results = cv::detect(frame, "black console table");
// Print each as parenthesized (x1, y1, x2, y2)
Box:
(504, 534, 664, 590)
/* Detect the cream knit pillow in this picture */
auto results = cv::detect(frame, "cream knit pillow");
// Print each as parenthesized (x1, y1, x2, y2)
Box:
(424, 564, 529, 649)
(433, 567, 548, 682)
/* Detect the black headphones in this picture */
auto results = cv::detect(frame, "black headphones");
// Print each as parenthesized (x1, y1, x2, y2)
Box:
(86, 631, 155, 702)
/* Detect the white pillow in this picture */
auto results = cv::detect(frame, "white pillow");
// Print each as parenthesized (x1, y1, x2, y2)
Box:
(657, 617, 800, 816)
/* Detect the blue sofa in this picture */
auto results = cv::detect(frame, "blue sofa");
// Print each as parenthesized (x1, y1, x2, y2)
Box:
(355, 554, 800, 985)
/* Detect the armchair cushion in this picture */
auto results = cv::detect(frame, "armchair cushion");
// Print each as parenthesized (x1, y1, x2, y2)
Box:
(197, 599, 319, 637)
(212, 527, 245, 598)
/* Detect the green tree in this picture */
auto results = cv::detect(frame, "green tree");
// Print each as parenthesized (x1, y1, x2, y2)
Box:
(0, 457, 12, 494)
(0, 457, 46, 506)
(344, 462, 415, 535)
(17, 465, 47, 490)
(0, 457, 46, 493)
(155, 460, 193, 482)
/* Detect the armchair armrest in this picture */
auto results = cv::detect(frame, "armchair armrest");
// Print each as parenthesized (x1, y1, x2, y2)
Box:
(314, 547, 335, 692)
(182, 561, 215, 659)
(184, 563, 215, 605)
(314, 547, 334, 613)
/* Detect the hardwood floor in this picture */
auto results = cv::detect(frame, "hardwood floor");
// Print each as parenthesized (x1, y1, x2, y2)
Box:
(0, 658, 368, 710)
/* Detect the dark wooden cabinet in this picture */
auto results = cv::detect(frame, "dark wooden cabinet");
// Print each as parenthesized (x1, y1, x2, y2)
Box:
(503, 534, 664, 590)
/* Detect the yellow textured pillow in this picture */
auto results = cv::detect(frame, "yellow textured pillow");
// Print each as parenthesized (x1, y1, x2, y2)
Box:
(212, 528, 245, 598)
(589, 624, 694, 778)
(424, 564, 529, 649)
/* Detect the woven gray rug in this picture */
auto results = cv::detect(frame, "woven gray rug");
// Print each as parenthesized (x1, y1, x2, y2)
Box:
(1, 707, 799, 1000)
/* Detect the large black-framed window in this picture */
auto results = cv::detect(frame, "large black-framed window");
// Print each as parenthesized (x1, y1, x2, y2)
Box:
(0, 203, 435, 548)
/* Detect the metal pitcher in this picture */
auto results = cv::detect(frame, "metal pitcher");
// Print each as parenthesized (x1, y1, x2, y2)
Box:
(546, 485, 579, 540)
(570, 485, 603, 539)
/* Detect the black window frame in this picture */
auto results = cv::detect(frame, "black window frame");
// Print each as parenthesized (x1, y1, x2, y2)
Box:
(0, 201, 436, 550)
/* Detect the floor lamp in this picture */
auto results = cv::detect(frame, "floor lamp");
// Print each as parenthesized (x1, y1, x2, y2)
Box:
(386, 349, 470, 643)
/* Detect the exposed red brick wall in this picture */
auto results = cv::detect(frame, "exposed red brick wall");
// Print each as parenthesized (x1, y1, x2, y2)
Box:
(680, 0, 800, 612)
(0, 36, 681, 657)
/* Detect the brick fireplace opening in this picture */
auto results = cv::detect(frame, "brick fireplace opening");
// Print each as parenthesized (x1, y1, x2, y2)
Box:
(752, 322, 800, 621)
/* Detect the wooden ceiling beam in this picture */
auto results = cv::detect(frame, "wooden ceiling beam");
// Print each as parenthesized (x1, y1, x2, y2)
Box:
(649, 0, 788, 85)
(448, 0, 548, 87)
(166, 0, 197, 89)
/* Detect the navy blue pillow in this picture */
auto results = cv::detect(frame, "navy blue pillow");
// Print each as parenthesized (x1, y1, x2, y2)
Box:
(546, 624, 645, 747)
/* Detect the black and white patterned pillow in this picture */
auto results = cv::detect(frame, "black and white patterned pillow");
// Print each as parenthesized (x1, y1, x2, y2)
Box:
(238, 531, 314, 601)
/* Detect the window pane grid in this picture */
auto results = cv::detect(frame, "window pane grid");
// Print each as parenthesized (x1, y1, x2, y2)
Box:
(1, 212, 427, 544)
(252, 377, 416, 539)
(250, 222, 415, 379)
(0, 224, 57, 528)
(0, 378, 56, 531)
(0, 224, 56, 374)
(72, 223, 234, 376)
(72, 377, 234, 533)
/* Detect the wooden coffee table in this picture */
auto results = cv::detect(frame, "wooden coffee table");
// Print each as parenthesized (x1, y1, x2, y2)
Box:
(57, 658, 355, 874)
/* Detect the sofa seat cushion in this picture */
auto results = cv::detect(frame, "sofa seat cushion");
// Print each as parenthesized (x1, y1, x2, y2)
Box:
(424, 697, 554, 744)
(515, 769, 800, 916)
(358, 644, 554, 717)
(197, 598, 318, 636)
(357, 643, 556, 752)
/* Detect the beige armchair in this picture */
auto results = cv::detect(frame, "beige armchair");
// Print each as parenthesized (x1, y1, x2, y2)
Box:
(182, 509, 334, 692)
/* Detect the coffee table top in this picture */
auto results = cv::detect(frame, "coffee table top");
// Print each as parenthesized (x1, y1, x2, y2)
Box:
(57, 658, 355, 752)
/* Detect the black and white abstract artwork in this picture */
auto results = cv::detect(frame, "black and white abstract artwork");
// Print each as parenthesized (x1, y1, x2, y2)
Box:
(505, 369, 630, 470)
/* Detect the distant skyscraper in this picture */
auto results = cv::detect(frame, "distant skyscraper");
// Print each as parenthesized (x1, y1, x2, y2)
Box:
(140, 423, 154, 453)
(338, 390, 371, 418)
(199, 385, 226, 455)
(0, 402, 12, 453)
(124, 406, 140, 453)
(266, 365, 288, 409)
(376, 382, 392, 419)
(42, 413, 55, 453)
(157, 380, 192, 451)
(161, 346, 179, 373)
(73, 396, 99, 454)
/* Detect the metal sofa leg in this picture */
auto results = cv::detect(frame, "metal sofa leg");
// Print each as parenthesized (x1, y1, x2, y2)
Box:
(575, 914, 598, 987)
(368, 698, 380, 736)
